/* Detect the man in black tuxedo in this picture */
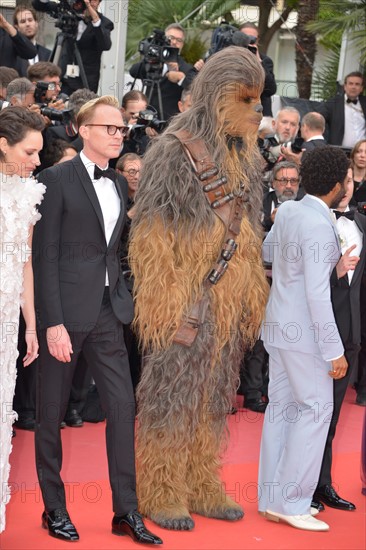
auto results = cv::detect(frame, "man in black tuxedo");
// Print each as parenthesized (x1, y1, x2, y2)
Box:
(0, 12, 37, 68)
(13, 5, 51, 77)
(300, 111, 327, 151)
(32, 0, 113, 93)
(33, 95, 162, 545)
(313, 167, 366, 511)
(317, 71, 366, 148)
(129, 23, 192, 120)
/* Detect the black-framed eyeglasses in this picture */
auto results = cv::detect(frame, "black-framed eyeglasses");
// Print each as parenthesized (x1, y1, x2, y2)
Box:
(85, 124, 129, 136)
(274, 178, 299, 185)
(122, 169, 140, 176)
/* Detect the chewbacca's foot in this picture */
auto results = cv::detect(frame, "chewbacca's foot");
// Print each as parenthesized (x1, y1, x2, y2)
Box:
(191, 493, 244, 521)
(149, 504, 194, 531)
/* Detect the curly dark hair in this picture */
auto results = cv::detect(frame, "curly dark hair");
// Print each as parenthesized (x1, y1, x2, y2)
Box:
(300, 146, 349, 196)
(0, 106, 44, 160)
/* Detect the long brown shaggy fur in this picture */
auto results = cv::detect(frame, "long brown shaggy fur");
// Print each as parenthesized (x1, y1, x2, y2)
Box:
(130, 47, 270, 528)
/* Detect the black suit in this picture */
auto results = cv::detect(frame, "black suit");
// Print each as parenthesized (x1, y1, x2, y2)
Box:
(260, 53, 277, 117)
(317, 211, 366, 488)
(15, 42, 51, 77)
(0, 28, 37, 68)
(32, 0, 113, 92)
(33, 154, 137, 514)
(301, 138, 327, 151)
(317, 93, 366, 146)
(262, 188, 305, 232)
(130, 56, 192, 120)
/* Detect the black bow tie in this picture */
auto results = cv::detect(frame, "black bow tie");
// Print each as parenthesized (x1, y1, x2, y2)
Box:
(334, 210, 355, 221)
(94, 165, 116, 182)
(346, 98, 358, 105)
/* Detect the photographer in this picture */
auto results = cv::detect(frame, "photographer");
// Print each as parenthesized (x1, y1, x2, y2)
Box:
(13, 5, 51, 77)
(129, 23, 192, 120)
(239, 22, 277, 117)
(0, 12, 37, 69)
(32, 0, 113, 93)
(27, 61, 65, 111)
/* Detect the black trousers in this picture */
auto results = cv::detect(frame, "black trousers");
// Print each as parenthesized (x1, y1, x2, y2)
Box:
(35, 289, 137, 515)
(317, 341, 360, 488)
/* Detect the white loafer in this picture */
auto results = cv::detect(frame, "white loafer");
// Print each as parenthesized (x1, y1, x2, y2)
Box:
(265, 510, 329, 531)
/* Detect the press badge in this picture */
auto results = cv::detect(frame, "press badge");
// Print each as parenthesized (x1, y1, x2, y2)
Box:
(66, 64, 80, 78)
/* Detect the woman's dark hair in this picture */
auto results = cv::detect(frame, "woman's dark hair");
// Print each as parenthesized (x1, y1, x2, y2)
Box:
(300, 146, 349, 196)
(0, 106, 44, 160)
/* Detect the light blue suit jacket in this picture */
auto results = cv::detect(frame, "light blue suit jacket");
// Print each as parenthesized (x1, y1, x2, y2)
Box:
(261, 194, 344, 361)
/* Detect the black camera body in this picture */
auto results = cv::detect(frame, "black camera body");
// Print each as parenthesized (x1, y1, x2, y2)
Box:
(34, 81, 73, 123)
(129, 108, 166, 142)
(357, 202, 366, 215)
(138, 29, 179, 74)
(46, 0, 86, 36)
(207, 23, 258, 58)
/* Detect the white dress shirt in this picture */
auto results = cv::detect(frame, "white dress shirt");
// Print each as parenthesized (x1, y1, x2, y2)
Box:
(334, 206, 362, 284)
(342, 97, 366, 148)
(80, 151, 120, 285)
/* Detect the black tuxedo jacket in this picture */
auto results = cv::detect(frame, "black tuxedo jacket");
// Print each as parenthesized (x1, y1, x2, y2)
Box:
(33, 154, 134, 331)
(317, 93, 366, 145)
(16, 43, 51, 77)
(262, 188, 305, 231)
(330, 212, 366, 345)
(302, 138, 327, 151)
(0, 28, 37, 68)
(32, 0, 113, 92)
(130, 55, 193, 120)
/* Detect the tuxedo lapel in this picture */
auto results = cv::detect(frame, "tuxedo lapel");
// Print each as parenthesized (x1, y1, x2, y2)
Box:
(108, 174, 125, 249)
(72, 155, 106, 241)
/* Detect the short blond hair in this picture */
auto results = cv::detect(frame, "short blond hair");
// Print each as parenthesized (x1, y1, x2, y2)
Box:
(77, 95, 120, 127)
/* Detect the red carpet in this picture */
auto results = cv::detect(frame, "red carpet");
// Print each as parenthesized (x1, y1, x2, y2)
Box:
(1, 389, 365, 549)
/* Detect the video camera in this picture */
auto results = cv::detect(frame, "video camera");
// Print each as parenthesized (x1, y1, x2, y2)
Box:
(207, 22, 258, 58)
(34, 82, 73, 124)
(129, 107, 166, 143)
(45, 0, 86, 36)
(138, 29, 179, 74)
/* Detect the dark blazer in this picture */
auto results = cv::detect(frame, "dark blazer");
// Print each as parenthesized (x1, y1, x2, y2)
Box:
(15, 42, 51, 77)
(317, 93, 366, 145)
(0, 28, 37, 68)
(33, 154, 134, 330)
(260, 53, 277, 117)
(330, 212, 366, 344)
(302, 138, 327, 151)
(32, 0, 113, 92)
(262, 188, 305, 232)
(130, 55, 193, 120)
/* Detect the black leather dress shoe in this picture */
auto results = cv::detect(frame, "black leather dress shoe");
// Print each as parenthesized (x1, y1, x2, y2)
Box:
(42, 509, 79, 541)
(14, 417, 36, 431)
(64, 409, 84, 428)
(314, 485, 356, 511)
(311, 499, 325, 512)
(244, 398, 267, 413)
(112, 512, 162, 544)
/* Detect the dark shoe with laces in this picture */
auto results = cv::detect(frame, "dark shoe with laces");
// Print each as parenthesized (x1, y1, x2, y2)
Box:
(42, 509, 79, 541)
(112, 511, 163, 544)
(64, 409, 84, 428)
(314, 485, 356, 511)
(311, 499, 325, 512)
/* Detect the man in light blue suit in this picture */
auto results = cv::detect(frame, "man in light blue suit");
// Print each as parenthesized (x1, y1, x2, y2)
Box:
(258, 146, 349, 531)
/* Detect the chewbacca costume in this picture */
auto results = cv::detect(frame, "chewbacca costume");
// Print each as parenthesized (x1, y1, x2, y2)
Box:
(129, 47, 269, 530)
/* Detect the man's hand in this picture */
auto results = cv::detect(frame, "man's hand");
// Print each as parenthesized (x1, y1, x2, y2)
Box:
(48, 98, 66, 111)
(270, 208, 278, 224)
(46, 324, 73, 363)
(336, 244, 359, 279)
(84, 0, 100, 23)
(0, 14, 17, 37)
(166, 62, 185, 83)
(279, 143, 302, 164)
(194, 59, 204, 71)
(329, 355, 348, 379)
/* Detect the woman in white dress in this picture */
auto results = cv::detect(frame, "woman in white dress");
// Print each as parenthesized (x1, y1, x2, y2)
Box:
(0, 106, 45, 532)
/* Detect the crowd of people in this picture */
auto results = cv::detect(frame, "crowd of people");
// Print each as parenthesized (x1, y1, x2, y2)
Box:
(0, 1, 366, 543)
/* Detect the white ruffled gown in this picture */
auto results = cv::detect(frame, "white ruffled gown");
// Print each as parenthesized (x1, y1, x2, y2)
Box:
(0, 173, 45, 533)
